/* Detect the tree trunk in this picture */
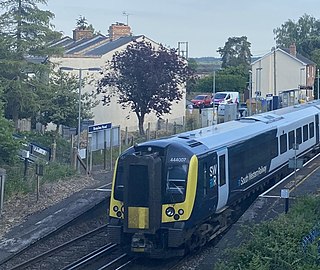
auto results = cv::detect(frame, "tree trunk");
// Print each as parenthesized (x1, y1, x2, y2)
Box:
(137, 113, 145, 136)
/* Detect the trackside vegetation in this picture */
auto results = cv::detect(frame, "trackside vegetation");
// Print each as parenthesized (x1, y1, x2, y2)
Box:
(214, 195, 320, 270)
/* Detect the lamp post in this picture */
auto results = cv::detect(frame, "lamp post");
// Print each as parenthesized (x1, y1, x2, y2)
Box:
(317, 68, 319, 100)
(255, 67, 262, 114)
(299, 67, 306, 103)
(59, 66, 101, 156)
(248, 70, 252, 116)
(212, 67, 221, 125)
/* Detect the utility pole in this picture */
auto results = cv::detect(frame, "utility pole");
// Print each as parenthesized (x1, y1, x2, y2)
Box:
(317, 68, 319, 100)
(249, 70, 252, 116)
(273, 48, 277, 96)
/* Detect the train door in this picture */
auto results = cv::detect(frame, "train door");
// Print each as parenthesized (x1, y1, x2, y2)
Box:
(216, 148, 229, 212)
(199, 153, 218, 217)
(316, 114, 319, 144)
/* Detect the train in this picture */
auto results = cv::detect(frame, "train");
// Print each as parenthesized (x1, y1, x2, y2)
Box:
(107, 100, 320, 258)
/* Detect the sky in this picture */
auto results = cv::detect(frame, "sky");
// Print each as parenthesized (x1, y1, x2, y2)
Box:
(42, 0, 320, 58)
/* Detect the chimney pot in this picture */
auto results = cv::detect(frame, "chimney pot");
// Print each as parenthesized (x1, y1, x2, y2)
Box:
(289, 43, 297, 57)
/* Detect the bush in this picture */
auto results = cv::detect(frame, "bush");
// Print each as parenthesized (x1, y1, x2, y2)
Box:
(3, 160, 76, 200)
(215, 196, 320, 270)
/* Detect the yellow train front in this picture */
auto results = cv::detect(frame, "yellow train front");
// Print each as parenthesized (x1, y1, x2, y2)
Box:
(107, 138, 217, 258)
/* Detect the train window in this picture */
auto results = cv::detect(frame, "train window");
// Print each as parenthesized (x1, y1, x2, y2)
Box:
(309, 122, 314, 138)
(303, 124, 308, 142)
(296, 127, 302, 144)
(288, 130, 294, 150)
(165, 164, 187, 203)
(280, 134, 287, 154)
(114, 165, 124, 201)
(219, 155, 226, 186)
(128, 165, 149, 207)
(270, 136, 278, 158)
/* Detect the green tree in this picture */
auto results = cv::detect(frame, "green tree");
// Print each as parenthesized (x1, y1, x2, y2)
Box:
(217, 36, 252, 69)
(75, 15, 94, 32)
(191, 65, 248, 94)
(186, 58, 198, 94)
(273, 14, 320, 58)
(38, 71, 97, 133)
(0, 95, 19, 164)
(0, 0, 62, 127)
(98, 39, 192, 135)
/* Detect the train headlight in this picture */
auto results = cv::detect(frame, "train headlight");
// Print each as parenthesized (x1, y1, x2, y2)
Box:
(165, 207, 175, 217)
(178, 209, 184, 215)
(113, 205, 119, 212)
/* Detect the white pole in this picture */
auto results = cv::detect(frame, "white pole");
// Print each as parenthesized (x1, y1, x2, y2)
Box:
(317, 68, 319, 100)
(77, 69, 82, 153)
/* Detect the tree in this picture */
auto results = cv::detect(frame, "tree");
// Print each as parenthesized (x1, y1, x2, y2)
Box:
(217, 36, 252, 69)
(98, 39, 192, 135)
(273, 14, 320, 58)
(186, 58, 198, 94)
(190, 66, 248, 95)
(0, 0, 62, 127)
(0, 95, 19, 164)
(38, 71, 97, 133)
(75, 15, 94, 32)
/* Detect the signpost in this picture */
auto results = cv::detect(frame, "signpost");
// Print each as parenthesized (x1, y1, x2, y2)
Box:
(280, 188, 290, 214)
(87, 123, 121, 171)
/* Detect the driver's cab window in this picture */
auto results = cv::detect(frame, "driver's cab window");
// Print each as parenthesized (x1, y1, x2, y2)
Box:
(165, 164, 188, 203)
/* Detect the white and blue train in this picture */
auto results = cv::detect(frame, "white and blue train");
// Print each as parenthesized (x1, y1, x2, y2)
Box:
(107, 101, 320, 258)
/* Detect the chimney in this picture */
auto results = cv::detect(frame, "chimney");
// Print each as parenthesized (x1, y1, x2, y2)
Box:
(289, 43, 297, 57)
(108, 22, 131, 41)
(73, 28, 94, 41)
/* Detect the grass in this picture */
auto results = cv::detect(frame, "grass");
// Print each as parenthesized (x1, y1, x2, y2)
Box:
(3, 161, 76, 199)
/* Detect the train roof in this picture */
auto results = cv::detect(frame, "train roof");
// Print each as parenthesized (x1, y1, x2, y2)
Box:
(138, 101, 320, 156)
(174, 101, 320, 153)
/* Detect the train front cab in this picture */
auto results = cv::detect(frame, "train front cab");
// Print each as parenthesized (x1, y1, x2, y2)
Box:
(108, 144, 198, 258)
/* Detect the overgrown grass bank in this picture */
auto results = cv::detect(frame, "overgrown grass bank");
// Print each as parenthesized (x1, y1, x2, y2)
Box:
(3, 162, 76, 199)
(215, 196, 320, 270)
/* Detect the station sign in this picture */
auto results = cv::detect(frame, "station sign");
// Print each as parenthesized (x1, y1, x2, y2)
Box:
(88, 123, 112, 133)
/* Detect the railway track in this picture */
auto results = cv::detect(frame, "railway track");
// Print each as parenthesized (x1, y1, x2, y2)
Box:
(61, 243, 133, 270)
(8, 225, 109, 270)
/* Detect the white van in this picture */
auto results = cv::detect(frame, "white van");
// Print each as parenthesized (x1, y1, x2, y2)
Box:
(212, 91, 239, 107)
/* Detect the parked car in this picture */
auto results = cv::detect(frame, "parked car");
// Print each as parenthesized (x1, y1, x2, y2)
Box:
(191, 94, 212, 108)
(212, 91, 239, 107)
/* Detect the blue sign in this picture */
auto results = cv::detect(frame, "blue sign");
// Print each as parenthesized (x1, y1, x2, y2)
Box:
(88, 123, 112, 133)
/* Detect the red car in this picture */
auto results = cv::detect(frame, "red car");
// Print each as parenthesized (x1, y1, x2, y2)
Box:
(191, 94, 212, 108)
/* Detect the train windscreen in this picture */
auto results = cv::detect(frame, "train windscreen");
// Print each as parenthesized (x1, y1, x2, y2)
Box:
(164, 164, 188, 203)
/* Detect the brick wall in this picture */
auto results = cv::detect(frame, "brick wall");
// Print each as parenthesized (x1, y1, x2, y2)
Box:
(108, 23, 131, 41)
(73, 29, 94, 41)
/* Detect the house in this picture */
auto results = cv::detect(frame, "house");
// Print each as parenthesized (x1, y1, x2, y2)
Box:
(251, 43, 316, 106)
(49, 23, 186, 132)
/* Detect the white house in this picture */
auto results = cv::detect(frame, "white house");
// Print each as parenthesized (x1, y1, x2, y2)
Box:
(49, 23, 186, 132)
(251, 44, 316, 106)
